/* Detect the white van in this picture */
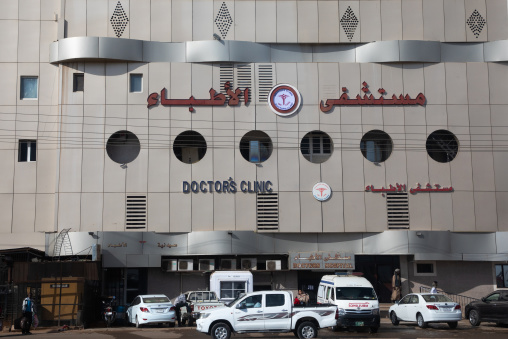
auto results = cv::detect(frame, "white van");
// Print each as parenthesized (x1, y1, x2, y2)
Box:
(317, 275, 380, 333)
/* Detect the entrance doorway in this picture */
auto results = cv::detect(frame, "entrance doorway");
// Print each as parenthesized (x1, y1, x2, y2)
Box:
(296, 271, 326, 304)
(355, 255, 400, 303)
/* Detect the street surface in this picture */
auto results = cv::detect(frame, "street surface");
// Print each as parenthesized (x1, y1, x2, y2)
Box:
(1, 319, 508, 338)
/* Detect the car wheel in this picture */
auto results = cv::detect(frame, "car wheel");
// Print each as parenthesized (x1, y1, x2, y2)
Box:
(297, 321, 318, 339)
(188, 318, 194, 327)
(469, 309, 481, 326)
(391, 311, 399, 326)
(417, 313, 427, 328)
(211, 322, 231, 339)
(448, 321, 458, 329)
(135, 316, 141, 328)
(369, 327, 378, 333)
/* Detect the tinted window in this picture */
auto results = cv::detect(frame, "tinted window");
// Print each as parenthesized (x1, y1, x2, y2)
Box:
(266, 294, 285, 307)
(486, 293, 500, 302)
(335, 287, 377, 300)
(240, 295, 262, 308)
(422, 294, 453, 303)
(143, 296, 170, 303)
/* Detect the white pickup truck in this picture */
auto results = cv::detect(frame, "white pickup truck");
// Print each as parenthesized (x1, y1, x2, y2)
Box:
(196, 290, 338, 339)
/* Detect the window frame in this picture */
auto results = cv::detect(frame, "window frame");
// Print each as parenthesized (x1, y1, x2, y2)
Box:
(495, 264, 508, 288)
(18, 140, 37, 162)
(130, 74, 143, 93)
(413, 261, 437, 277)
(73, 73, 84, 92)
(20, 76, 39, 100)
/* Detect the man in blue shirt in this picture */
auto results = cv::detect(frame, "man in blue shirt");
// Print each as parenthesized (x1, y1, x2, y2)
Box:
(21, 292, 35, 335)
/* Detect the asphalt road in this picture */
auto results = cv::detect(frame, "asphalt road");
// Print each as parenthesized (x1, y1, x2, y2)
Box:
(1, 319, 508, 338)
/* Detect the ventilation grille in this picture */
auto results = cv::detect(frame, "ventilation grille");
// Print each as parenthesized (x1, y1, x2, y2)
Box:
(219, 64, 234, 95)
(257, 64, 273, 103)
(257, 192, 278, 231)
(236, 64, 252, 103)
(126, 195, 147, 229)
(387, 193, 409, 229)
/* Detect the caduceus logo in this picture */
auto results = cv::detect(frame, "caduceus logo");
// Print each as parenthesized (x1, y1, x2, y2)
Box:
(315, 186, 327, 197)
(313, 182, 331, 201)
(278, 93, 290, 106)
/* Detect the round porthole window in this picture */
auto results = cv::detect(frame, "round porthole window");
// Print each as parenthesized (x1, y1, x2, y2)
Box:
(426, 130, 459, 163)
(300, 131, 333, 163)
(239, 131, 273, 163)
(173, 130, 207, 164)
(106, 130, 141, 164)
(360, 130, 393, 163)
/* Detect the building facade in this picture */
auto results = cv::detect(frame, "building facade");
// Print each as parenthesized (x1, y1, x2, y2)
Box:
(1, 0, 508, 305)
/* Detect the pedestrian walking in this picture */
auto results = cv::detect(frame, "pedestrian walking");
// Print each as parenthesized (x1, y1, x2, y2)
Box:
(21, 292, 36, 335)
(391, 269, 402, 303)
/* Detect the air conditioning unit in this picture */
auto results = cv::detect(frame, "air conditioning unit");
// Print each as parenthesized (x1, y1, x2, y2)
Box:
(199, 259, 215, 271)
(221, 259, 236, 270)
(162, 259, 178, 272)
(266, 260, 281, 271)
(241, 258, 257, 270)
(178, 259, 194, 271)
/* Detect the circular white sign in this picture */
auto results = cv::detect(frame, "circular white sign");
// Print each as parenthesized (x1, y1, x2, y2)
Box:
(313, 182, 332, 201)
(268, 84, 302, 116)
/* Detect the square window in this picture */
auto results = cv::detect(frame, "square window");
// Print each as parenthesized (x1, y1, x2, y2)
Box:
(130, 74, 143, 93)
(73, 73, 84, 92)
(18, 140, 36, 162)
(20, 77, 38, 99)
(414, 261, 437, 276)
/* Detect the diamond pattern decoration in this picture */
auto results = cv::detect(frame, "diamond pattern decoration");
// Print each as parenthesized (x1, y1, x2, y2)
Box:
(466, 9, 486, 38)
(340, 6, 359, 42)
(215, 2, 233, 39)
(110, 1, 129, 38)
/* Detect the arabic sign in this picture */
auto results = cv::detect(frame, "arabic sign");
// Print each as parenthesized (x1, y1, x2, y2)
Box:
(108, 242, 127, 248)
(268, 84, 302, 116)
(313, 182, 331, 201)
(147, 81, 249, 111)
(365, 183, 453, 194)
(320, 82, 426, 112)
(50, 284, 70, 288)
(289, 252, 355, 270)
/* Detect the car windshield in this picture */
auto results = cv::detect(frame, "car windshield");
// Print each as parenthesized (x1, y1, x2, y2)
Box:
(422, 294, 453, 303)
(143, 297, 170, 303)
(227, 293, 246, 308)
(335, 287, 377, 300)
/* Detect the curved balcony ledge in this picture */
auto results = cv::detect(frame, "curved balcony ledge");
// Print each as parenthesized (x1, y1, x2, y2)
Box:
(49, 37, 508, 64)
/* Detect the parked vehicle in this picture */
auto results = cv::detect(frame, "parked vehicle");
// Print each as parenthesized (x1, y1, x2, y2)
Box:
(196, 290, 337, 339)
(465, 290, 508, 326)
(389, 293, 462, 328)
(102, 296, 116, 328)
(186, 291, 224, 321)
(317, 275, 380, 333)
(209, 271, 253, 304)
(126, 294, 176, 328)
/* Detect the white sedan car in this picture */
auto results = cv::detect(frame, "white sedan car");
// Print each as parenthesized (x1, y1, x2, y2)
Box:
(126, 294, 176, 328)
(389, 293, 462, 328)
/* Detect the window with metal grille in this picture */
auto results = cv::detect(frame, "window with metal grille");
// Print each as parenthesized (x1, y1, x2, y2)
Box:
(236, 64, 252, 103)
(219, 63, 234, 95)
(386, 192, 409, 229)
(257, 64, 273, 103)
(257, 193, 278, 231)
(126, 195, 146, 229)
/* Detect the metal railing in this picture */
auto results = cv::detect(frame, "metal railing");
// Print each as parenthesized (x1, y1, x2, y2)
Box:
(420, 286, 479, 315)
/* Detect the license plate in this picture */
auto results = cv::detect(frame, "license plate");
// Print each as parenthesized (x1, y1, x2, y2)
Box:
(157, 309, 165, 313)
(355, 321, 364, 326)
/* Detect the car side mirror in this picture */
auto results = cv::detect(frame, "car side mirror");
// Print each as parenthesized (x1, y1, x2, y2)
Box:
(481, 297, 486, 302)
(236, 303, 246, 309)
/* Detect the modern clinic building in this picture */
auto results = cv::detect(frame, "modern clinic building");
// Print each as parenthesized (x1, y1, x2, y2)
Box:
(2, 0, 508, 305)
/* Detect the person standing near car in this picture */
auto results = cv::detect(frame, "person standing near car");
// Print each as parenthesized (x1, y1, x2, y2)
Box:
(175, 293, 190, 327)
(391, 269, 402, 303)
(430, 281, 438, 293)
(21, 292, 36, 335)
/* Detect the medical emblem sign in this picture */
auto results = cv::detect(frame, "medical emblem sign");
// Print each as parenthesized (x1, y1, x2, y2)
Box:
(268, 84, 301, 116)
(313, 182, 331, 201)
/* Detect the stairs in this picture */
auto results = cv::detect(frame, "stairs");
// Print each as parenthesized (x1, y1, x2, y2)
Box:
(53, 228, 73, 260)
